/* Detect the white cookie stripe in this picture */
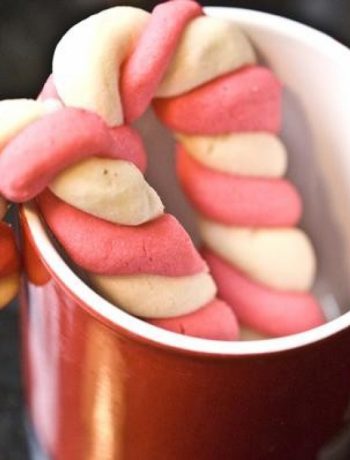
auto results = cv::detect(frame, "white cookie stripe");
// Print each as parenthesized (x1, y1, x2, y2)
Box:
(0, 99, 62, 150)
(156, 16, 256, 98)
(90, 272, 216, 318)
(199, 218, 316, 292)
(49, 158, 164, 225)
(53, 7, 150, 126)
(176, 132, 287, 178)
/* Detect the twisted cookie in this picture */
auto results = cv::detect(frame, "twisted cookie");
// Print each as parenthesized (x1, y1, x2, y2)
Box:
(154, 58, 324, 338)
(0, 6, 240, 339)
(0, 0, 325, 338)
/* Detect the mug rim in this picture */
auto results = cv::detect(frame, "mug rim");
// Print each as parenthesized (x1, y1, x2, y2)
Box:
(23, 7, 350, 356)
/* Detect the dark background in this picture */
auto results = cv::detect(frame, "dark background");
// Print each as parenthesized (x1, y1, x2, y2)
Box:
(1, 1, 350, 458)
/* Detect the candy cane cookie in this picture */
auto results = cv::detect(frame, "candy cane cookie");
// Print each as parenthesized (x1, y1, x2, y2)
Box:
(152, 47, 325, 337)
(0, 3, 243, 339)
(0, 0, 325, 338)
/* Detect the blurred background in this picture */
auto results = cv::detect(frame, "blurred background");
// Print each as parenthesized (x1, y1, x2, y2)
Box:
(1, 0, 350, 458)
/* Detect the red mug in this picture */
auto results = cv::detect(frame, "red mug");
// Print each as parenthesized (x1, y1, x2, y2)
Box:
(21, 7, 350, 460)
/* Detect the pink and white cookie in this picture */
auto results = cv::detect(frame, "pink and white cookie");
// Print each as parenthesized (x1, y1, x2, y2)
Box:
(0, 0, 325, 339)
(0, 2, 242, 339)
(167, 56, 324, 337)
(0, 104, 231, 330)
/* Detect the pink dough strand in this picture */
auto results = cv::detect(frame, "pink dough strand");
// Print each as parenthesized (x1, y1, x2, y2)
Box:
(38, 190, 208, 277)
(203, 249, 325, 337)
(149, 298, 239, 340)
(153, 65, 282, 134)
(177, 145, 302, 227)
(0, 108, 147, 202)
(121, 0, 202, 122)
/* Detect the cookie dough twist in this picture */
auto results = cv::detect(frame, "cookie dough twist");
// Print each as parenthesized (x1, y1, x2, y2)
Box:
(153, 49, 325, 338)
(0, 2, 244, 340)
(0, 0, 325, 338)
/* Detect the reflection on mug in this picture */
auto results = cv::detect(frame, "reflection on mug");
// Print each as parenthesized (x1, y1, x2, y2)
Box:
(82, 322, 125, 460)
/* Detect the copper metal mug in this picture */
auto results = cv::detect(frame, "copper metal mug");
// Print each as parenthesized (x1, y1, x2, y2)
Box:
(20, 8, 350, 460)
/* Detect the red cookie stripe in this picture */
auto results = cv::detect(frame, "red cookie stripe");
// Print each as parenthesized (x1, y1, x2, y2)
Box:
(38, 190, 207, 277)
(203, 249, 325, 337)
(0, 108, 147, 202)
(0, 222, 20, 277)
(149, 298, 239, 340)
(121, 0, 202, 122)
(153, 65, 282, 134)
(177, 145, 302, 227)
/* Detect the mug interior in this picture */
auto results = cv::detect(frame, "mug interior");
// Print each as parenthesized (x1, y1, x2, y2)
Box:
(23, 7, 350, 356)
